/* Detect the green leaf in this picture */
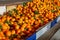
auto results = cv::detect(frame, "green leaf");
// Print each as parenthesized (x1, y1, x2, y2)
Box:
(9, 34, 17, 40)
(51, 10, 56, 13)
(56, 6, 60, 10)
(23, 2, 27, 6)
(8, 11, 12, 16)
(41, 20, 44, 24)
(24, 27, 28, 31)
(20, 14, 24, 16)
(33, 16, 36, 19)
(0, 24, 2, 29)
(34, 10, 39, 14)
(5, 20, 11, 25)
(39, 16, 42, 18)
(13, 9, 18, 14)
(12, 34, 17, 38)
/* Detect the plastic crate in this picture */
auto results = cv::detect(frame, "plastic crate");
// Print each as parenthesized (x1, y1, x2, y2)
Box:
(26, 22, 51, 40)
(26, 17, 59, 40)
(36, 23, 51, 39)
(26, 33, 36, 40)
(51, 18, 57, 28)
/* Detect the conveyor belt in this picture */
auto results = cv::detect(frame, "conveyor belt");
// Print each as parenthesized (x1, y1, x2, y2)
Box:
(37, 21, 60, 40)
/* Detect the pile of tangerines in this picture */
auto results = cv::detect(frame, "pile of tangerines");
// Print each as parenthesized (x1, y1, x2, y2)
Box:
(0, 0, 60, 40)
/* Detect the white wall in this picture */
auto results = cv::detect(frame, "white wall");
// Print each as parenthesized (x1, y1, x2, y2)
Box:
(0, 6, 6, 15)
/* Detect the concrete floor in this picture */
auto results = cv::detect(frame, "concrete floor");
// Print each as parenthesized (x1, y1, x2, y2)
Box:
(50, 29, 60, 40)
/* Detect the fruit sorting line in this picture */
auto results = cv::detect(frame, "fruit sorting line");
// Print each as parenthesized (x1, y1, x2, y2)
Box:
(0, 0, 60, 40)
